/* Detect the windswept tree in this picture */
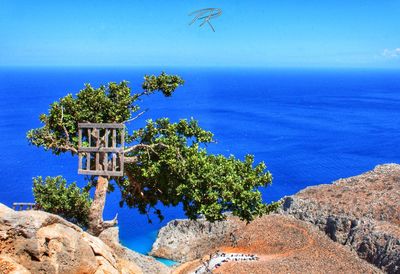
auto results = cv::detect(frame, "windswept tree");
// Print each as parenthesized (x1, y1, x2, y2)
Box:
(27, 72, 277, 236)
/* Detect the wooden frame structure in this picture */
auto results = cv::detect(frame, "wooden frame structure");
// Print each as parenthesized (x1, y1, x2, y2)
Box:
(13, 203, 36, 211)
(78, 123, 125, 177)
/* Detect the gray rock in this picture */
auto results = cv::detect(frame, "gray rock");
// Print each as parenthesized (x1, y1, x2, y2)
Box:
(149, 217, 239, 262)
(99, 227, 170, 274)
(279, 196, 400, 273)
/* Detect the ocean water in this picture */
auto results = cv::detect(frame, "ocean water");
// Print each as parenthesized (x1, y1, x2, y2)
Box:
(0, 67, 399, 257)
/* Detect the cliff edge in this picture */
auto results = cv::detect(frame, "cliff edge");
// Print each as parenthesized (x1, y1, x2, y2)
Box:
(0, 203, 169, 274)
(151, 164, 400, 273)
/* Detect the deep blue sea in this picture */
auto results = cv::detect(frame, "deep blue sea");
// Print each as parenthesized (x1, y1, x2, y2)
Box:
(1, 67, 399, 260)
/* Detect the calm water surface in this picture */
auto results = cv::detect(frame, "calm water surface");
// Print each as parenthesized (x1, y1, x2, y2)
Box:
(0, 67, 399, 255)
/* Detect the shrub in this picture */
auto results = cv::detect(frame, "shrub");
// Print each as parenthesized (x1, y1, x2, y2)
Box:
(33, 176, 92, 227)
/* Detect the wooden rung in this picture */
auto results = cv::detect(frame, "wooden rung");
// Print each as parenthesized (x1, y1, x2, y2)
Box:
(86, 153, 91, 170)
(112, 153, 117, 171)
(78, 123, 124, 129)
(105, 130, 109, 148)
(88, 128, 92, 146)
(103, 153, 108, 171)
(112, 129, 116, 148)
(78, 129, 82, 148)
(78, 153, 82, 170)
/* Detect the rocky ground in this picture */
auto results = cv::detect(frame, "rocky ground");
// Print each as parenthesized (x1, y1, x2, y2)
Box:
(0, 164, 398, 273)
(151, 164, 400, 274)
(0, 203, 169, 274)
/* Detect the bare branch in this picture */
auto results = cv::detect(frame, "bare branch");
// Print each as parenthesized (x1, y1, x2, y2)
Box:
(124, 109, 148, 123)
(60, 107, 71, 143)
(124, 156, 138, 164)
(124, 143, 168, 154)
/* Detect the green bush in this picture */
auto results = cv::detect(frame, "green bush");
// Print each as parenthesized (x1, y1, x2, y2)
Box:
(33, 176, 92, 227)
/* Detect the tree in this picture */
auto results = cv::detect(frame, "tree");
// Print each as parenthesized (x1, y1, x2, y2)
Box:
(27, 72, 277, 236)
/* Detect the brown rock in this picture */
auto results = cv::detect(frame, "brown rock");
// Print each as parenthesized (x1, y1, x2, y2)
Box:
(150, 217, 238, 262)
(0, 203, 157, 274)
(0, 256, 31, 274)
(280, 164, 400, 273)
(152, 164, 400, 273)
(173, 215, 381, 274)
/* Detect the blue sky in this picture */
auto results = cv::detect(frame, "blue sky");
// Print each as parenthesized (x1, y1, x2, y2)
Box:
(0, 0, 399, 67)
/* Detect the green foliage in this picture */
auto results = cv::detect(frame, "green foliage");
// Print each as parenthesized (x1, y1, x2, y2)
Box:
(122, 117, 273, 222)
(26, 72, 184, 155)
(28, 71, 275, 224)
(33, 176, 92, 227)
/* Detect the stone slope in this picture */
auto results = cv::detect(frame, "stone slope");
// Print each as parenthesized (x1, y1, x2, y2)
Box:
(279, 164, 400, 273)
(151, 164, 400, 273)
(149, 217, 239, 263)
(0, 203, 169, 274)
(172, 214, 381, 274)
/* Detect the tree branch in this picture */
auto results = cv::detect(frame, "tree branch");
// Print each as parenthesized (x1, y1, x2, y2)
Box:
(123, 143, 168, 154)
(124, 109, 148, 123)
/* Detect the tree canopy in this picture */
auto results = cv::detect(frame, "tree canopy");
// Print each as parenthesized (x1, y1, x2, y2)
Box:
(27, 72, 277, 224)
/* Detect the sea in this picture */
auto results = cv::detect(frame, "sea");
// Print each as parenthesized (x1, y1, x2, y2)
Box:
(0, 67, 399, 265)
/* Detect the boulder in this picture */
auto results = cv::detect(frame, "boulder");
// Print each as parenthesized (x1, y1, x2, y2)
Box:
(0, 203, 165, 274)
(149, 217, 239, 262)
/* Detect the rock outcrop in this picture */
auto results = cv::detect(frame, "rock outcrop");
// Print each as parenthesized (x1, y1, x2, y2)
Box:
(279, 164, 400, 273)
(149, 217, 240, 262)
(151, 164, 400, 273)
(0, 203, 168, 274)
(99, 227, 170, 274)
(173, 214, 381, 274)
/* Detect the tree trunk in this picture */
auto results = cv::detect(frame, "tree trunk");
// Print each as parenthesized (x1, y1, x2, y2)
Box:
(87, 176, 118, 236)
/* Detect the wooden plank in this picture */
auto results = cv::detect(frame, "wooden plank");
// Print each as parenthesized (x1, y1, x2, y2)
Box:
(105, 129, 109, 147)
(103, 153, 108, 171)
(112, 129, 116, 148)
(79, 147, 124, 153)
(13, 203, 35, 206)
(112, 153, 117, 172)
(86, 153, 91, 170)
(78, 153, 82, 170)
(78, 169, 123, 177)
(78, 128, 82, 148)
(78, 123, 124, 129)
(88, 128, 91, 147)
(121, 128, 125, 149)
(96, 129, 100, 170)
(120, 152, 124, 173)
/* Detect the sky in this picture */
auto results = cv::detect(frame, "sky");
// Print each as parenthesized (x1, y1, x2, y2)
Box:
(0, 0, 399, 68)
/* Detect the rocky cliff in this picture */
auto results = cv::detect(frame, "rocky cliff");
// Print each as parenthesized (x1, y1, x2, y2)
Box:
(0, 203, 169, 274)
(149, 217, 240, 263)
(151, 164, 400, 273)
(279, 164, 400, 273)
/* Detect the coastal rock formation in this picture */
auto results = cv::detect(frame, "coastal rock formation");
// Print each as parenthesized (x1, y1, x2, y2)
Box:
(99, 227, 170, 274)
(151, 164, 400, 273)
(279, 164, 400, 273)
(0, 203, 168, 274)
(173, 214, 381, 274)
(150, 217, 240, 262)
